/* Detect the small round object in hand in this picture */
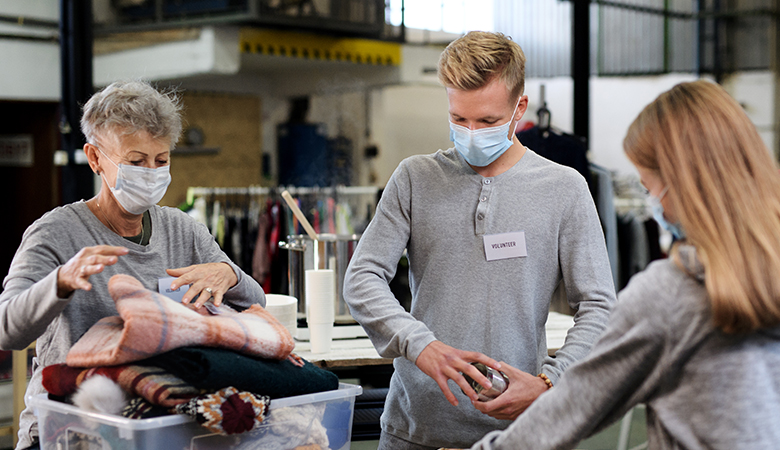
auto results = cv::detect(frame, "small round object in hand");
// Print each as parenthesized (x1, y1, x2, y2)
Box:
(462, 362, 509, 401)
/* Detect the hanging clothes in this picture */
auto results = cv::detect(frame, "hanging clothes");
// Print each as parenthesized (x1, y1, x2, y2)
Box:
(517, 126, 594, 191)
(590, 164, 619, 288)
(186, 186, 380, 295)
(252, 206, 271, 287)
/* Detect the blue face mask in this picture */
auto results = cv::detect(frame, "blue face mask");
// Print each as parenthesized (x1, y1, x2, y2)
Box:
(449, 97, 521, 167)
(648, 187, 685, 240)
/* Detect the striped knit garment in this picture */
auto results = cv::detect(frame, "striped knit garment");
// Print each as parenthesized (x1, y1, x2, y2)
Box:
(66, 274, 294, 367)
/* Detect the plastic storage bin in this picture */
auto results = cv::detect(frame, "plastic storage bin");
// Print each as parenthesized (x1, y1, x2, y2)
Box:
(29, 383, 362, 450)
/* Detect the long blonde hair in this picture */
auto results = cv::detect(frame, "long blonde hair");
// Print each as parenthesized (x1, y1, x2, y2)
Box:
(624, 80, 780, 333)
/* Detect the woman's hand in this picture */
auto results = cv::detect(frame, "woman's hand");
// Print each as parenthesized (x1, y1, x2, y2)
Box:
(57, 245, 129, 298)
(167, 262, 238, 309)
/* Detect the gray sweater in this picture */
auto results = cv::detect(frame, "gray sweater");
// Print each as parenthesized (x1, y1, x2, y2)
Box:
(470, 247, 780, 450)
(343, 148, 616, 448)
(0, 201, 265, 449)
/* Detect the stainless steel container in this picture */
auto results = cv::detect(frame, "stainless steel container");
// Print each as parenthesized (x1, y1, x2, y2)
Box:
(462, 362, 510, 401)
(279, 233, 360, 324)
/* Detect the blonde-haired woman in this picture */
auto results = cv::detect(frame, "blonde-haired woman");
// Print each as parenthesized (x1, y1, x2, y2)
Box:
(465, 80, 780, 449)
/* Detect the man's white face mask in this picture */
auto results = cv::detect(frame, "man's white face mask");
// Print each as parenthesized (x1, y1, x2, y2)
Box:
(449, 96, 522, 167)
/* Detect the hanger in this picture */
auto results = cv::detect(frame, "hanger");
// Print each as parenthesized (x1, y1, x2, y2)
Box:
(537, 84, 551, 137)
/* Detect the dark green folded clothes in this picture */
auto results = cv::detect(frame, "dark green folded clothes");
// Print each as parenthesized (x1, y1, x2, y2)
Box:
(137, 347, 339, 399)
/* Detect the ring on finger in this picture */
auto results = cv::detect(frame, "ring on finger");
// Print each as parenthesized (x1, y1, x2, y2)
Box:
(205, 287, 213, 295)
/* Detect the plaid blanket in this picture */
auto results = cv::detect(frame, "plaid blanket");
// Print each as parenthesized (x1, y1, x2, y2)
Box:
(42, 363, 199, 407)
(66, 274, 294, 367)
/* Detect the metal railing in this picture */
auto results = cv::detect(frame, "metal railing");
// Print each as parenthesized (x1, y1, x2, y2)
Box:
(99, 0, 390, 39)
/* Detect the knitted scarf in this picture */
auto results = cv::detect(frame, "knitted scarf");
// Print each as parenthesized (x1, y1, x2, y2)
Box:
(66, 274, 294, 367)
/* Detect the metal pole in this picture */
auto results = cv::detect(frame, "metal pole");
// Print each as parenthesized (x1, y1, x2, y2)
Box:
(59, 0, 95, 205)
(572, 0, 590, 144)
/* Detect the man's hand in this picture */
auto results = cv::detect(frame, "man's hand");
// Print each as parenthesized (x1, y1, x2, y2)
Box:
(471, 361, 549, 420)
(415, 340, 501, 406)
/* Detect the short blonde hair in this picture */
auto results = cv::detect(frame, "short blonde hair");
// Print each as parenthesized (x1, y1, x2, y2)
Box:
(624, 80, 780, 334)
(81, 80, 182, 149)
(438, 31, 526, 103)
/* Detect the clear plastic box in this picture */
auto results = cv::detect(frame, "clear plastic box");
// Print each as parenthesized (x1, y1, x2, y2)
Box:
(29, 383, 362, 450)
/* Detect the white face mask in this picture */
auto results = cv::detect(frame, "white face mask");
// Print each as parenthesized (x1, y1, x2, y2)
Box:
(449, 96, 522, 167)
(99, 148, 171, 215)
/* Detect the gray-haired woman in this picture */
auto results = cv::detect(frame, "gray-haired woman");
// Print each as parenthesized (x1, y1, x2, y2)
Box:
(0, 80, 266, 450)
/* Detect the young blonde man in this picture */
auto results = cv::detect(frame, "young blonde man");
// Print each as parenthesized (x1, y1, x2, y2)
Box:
(344, 31, 616, 450)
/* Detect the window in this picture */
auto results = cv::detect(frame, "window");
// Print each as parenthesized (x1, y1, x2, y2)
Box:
(386, 0, 494, 33)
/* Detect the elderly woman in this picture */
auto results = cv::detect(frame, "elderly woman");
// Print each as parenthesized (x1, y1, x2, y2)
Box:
(0, 80, 265, 450)
(461, 81, 780, 450)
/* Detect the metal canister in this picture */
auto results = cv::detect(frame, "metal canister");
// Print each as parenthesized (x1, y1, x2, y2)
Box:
(279, 233, 360, 324)
(278, 238, 307, 319)
(462, 362, 510, 402)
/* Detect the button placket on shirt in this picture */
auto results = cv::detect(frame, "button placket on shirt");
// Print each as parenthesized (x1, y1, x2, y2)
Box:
(475, 178, 492, 235)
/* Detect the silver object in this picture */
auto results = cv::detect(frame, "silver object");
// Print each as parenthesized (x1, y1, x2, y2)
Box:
(462, 362, 509, 402)
(205, 287, 213, 295)
(279, 233, 361, 324)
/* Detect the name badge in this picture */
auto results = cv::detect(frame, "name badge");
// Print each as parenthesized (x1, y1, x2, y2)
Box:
(483, 231, 527, 261)
(157, 276, 190, 303)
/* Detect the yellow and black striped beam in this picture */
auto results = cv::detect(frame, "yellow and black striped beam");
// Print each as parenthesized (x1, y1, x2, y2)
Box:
(239, 28, 401, 66)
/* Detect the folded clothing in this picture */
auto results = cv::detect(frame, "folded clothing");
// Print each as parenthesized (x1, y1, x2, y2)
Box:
(122, 397, 172, 419)
(42, 363, 199, 407)
(66, 274, 294, 367)
(140, 346, 339, 399)
(175, 386, 269, 435)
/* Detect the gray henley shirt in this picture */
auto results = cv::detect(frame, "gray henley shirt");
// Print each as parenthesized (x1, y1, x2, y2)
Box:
(344, 148, 616, 448)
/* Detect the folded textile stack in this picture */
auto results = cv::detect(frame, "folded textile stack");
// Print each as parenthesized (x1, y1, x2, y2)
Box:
(66, 274, 295, 367)
(44, 274, 339, 441)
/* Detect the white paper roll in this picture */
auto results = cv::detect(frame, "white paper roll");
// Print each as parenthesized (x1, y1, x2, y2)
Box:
(305, 269, 335, 324)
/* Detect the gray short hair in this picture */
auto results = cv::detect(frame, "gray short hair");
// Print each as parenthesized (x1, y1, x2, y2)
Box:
(81, 80, 182, 149)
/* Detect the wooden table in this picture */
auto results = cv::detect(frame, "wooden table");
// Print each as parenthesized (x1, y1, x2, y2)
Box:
(295, 311, 576, 369)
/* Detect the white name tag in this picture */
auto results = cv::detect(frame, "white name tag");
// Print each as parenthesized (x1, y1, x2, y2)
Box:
(483, 231, 527, 261)
(157, 276, 190, 303)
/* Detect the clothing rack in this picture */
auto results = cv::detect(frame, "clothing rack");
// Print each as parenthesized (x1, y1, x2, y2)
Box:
(187, 185, 379, 203)
(184, 185, 381, 297)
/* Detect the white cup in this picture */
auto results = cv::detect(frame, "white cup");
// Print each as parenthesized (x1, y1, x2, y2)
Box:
(264, 294, 298, 338)
(309, 322, 334, 353)
(305, 269, 335, 352)
(305, 269, 335, 323)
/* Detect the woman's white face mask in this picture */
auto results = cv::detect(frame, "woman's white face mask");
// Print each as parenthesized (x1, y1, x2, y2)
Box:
(99, 148, 171, 215)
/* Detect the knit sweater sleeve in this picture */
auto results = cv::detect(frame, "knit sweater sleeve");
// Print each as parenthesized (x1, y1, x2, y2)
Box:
(343, 161, 437, 362)
(541, 175, 617, 384)
(470, 262, 680, 450)
(0, 216, 74, 350)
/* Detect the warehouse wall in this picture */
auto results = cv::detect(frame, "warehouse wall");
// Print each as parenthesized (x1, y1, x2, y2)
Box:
(366, 71, 774, 184)
(160, 91, 264, 207)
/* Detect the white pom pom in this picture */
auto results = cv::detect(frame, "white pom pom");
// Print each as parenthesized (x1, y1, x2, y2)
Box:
(72, 375, 127, 416)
